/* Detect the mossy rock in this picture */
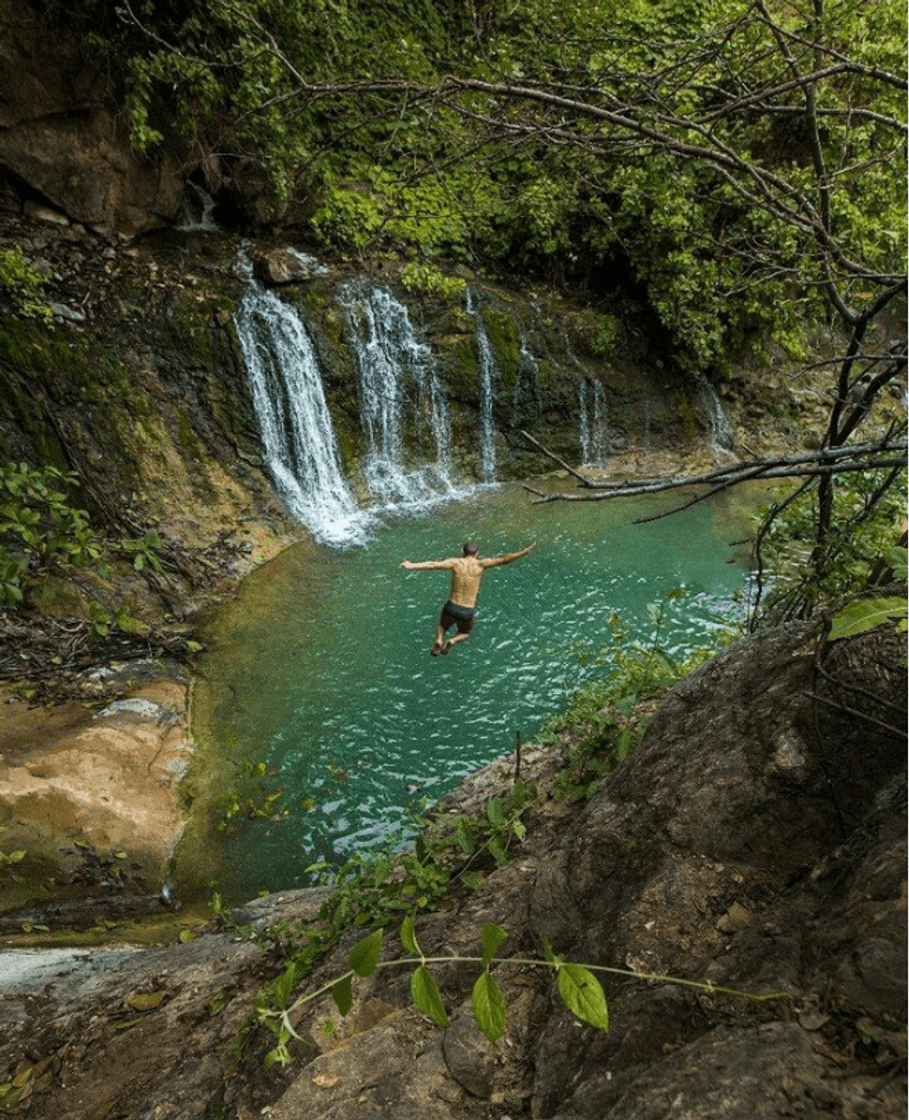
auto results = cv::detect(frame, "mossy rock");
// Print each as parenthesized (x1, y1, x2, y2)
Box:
(481, 306, 522, 386)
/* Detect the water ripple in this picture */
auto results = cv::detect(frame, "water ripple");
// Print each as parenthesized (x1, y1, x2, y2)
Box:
(203, 484, 754, 897)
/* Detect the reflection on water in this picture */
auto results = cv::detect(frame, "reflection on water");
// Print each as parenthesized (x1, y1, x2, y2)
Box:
(191, 483, 753, 900)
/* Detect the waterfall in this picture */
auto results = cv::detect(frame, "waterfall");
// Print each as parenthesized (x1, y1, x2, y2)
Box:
(341, 284, 454, 506)
(579, 379, 607, 467)
(696, 376, 734, 453)
(176, 181, 218, 232)
(467, 289, 497, 483)
(512, 344, 541, 431)
(580, 383, 590, 462)
(234, 284, 368, 548)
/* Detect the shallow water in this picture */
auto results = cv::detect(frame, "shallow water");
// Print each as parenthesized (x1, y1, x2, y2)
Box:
(192, 482, 754, 900)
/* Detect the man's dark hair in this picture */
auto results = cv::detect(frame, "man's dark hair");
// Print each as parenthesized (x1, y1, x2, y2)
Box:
(462, 540, 479, 556)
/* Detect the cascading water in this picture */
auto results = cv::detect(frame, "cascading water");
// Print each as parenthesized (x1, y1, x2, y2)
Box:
(176, 181, 219, 232)
(467, 288, 498, 483)
(580, 378, 608, 467)
(341, 284, 454, 506)
(234, 283, 368, 548)
(641, 398, 653, 452)
(512, 344, 541, 431)
(696, 376, 735, 453)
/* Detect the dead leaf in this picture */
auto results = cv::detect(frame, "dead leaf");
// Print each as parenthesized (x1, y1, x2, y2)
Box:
(312, 1072, 341, 1089)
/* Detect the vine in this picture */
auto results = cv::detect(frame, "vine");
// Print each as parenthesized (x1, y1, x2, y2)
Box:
(256, 920, 790, 1068)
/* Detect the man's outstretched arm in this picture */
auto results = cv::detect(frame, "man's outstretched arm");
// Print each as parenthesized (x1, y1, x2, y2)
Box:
(401, 558, 455, 570)
(480, 540, 538, 569)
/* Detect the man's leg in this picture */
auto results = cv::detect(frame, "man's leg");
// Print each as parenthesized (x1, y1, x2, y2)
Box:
(441, 631, 470, 654)
(430, 622, 448, 656)
(441, 614, 475, 654)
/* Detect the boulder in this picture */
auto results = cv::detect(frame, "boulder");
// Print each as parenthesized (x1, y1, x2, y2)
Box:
(252, 247, 327, 286)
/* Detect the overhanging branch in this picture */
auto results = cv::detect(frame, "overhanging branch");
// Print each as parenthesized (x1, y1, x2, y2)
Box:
(520, 430, 908, 522)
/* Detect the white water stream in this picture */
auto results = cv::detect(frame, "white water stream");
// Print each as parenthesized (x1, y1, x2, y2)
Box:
(340, 283, 456, 505)
(234, 284, 369, 547)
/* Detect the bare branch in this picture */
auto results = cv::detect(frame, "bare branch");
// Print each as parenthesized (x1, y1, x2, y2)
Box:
(519, 432, 908, 511)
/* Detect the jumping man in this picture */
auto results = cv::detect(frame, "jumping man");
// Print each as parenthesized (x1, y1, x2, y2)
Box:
(401, 539, 537, 656)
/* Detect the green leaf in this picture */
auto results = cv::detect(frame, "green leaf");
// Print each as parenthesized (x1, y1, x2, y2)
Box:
(454, 817, 475, 854)
(332, 974, 353, 1016)
(264, 1045, 290, 1069)
(828, 596, 907, 640)
(273, 962, 297, 1011)
(487, 836, 508, 867)
(400, 915, 420, 956)
(349, 928, 383, 977)
(471, 970, 506, 1042)
(486, 797, 506, 828)
(884, 547, 908, 580)
(556, 964, 610, 1032)
(411, 965, 449, 1028)
(480, 922, 508, 968)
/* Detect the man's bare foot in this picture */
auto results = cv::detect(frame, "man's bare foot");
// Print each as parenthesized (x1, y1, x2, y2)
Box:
(430, 642, 442, 656)
(441, 640, 452, 655)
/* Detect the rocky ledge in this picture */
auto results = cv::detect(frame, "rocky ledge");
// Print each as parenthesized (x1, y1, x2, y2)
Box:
(0, 620, 905, 1119)
(0, 660, 191, 924)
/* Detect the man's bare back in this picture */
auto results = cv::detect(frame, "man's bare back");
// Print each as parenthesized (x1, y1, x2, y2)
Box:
(401, 539, 537, 656)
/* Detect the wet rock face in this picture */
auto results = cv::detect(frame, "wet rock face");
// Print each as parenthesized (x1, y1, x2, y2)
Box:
(0, 0, 182, 237)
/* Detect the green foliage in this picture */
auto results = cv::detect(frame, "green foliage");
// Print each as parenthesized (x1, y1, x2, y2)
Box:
(828, 546, 908, 639)
(0, 246, 51, 322)
(584, 312, 623, 360)
(115, 0, 905, 377)
(828, 595, 907, 640)
(400, 262, 467, 302)
(245, 776, 539, 1068)
(253, 917, 785, 1064)
(116, 530, 164, 574)
(217, 759, 288, 832)
(541, 593, 729, 801)
(753, 469, 908, 625)
(86, 601, 136, 641)
(0, 463, 103, 606)
(0, 461, 165, 612)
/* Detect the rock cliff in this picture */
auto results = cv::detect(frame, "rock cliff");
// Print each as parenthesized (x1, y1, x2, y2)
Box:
(0, 0, 184, 239)
(1, 620, 904, 1118)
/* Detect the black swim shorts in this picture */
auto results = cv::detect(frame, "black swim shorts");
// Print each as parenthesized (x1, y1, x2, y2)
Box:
(440, 599, 477, 634)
